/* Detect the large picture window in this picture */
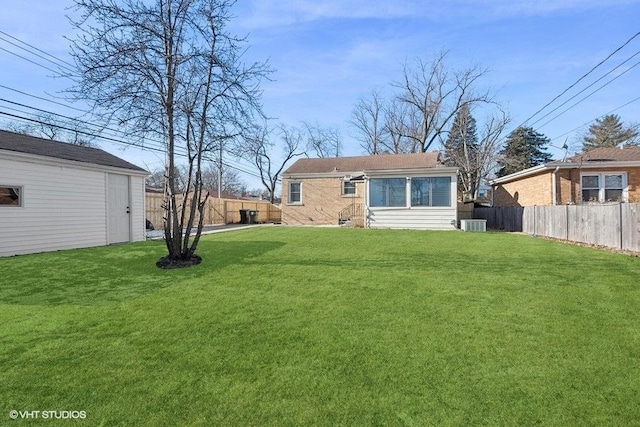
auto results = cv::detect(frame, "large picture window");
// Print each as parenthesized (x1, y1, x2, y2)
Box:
(369, 178, 406, 207)
(288, 182, 302, 204)
(0, 186, 21, 207)
(411, 177, 451, 207)
(581, 173, 626, 203)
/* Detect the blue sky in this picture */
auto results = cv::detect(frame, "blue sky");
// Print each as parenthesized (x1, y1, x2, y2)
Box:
(1, 0, 639, 190)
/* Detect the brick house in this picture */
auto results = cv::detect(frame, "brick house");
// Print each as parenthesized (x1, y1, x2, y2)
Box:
(280, 152, 458, 229)
(491, 146, 640, 207)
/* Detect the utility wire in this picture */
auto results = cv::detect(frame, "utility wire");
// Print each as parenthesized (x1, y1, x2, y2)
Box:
(522, 30, 640, 126)
(0, 31, 75, 74)
(528, 49, 640, 128)
(537, 58, 640, 130)
(550, 96, 640, 143)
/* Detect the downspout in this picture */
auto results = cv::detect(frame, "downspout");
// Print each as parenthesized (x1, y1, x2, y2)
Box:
(552, 166, 560, 205)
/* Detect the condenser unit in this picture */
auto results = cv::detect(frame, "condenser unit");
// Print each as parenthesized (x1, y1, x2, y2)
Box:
(460, 219, 487, 232)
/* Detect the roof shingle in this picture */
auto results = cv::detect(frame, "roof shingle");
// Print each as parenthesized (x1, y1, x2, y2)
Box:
(565, 146, 640, 162)
(284, 152, 441, 175)
(0, 129, 147, 173)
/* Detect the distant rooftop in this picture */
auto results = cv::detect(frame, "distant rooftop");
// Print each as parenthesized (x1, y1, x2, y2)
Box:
(0, 129, 147, 173)
(562, 146, 640, 163)
(284, 152, 442, 175)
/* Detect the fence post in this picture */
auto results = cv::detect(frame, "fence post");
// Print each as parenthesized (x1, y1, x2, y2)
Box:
(620, 202, 623, 250)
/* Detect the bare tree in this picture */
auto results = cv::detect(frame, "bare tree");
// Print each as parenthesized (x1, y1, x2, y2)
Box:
(302, 122, 342, 158)
(200, 164, 246, 197)
(392, 51, 492, 153)
(350, 90, 386, 154)
(68, 0, 270, 268)
(240, 123, 305, 203)
(445, 106, 510, 201)
(382, 98, 421, 154)
(3, 113, 95, 146)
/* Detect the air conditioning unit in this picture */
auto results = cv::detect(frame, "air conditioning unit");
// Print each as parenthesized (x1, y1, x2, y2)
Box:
(460, 219, 487, 232)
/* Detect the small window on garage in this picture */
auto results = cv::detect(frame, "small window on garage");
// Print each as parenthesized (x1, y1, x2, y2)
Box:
(0, 186, 22, 207)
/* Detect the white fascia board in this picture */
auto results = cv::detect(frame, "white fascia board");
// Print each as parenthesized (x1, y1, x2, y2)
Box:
(364, 167, 458, 177)
(0, 149, 150, 177)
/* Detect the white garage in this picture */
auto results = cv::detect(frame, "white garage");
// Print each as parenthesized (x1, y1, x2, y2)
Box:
(0, 130, 149, 257)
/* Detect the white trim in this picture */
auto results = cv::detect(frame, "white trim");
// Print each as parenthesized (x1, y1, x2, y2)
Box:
(287, 181, 302, 205)
(580, 171, 628, 203)
(0, 184, 23, 208)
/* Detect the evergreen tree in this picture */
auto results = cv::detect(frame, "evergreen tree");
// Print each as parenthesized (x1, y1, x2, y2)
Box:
(583, 114, 639, 150)
(497, 126, 552, 177)
(444, 104, 479, 200)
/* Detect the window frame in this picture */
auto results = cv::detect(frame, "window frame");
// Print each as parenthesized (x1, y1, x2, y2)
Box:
(368, 175, 453, 209)
(0, 185, 23, 208)
(369, 178, 407, 208)
(580, 172, 627, 203)
(342, 180, 357, 197)
(410, 177, 452, 207)
(287, 181, 302, 205)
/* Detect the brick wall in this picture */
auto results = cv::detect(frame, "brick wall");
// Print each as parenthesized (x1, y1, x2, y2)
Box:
(493, 166, 640, 206)
(493, 171, 553, 207)
(281, 177, 365, 225)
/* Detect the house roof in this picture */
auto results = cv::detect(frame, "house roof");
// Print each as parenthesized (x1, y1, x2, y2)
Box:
(0, 129, 148, 173)
(564, 146, 640, 162)
(491, 146, 640, 185)
(284, 152, 442, 175)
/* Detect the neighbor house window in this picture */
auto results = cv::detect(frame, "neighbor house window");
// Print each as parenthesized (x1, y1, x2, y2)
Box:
(581, 173, 626, 203)
(369, 178, 406, 207)
(0, 186, 21, 207)
(342, 181, 356, 196)
(411, 177, 451, 207)
(288, 182, 302, 204)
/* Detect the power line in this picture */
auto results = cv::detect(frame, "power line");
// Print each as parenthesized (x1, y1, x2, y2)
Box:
(0, 84, 88, 113)
(528, 49, 640, 128)
(0, 46, 64, 76)
(536, 58, 640, 130)
(522, 30, 640, 126)
(0, 31, 75, 75)
(550, 96, 640, 143)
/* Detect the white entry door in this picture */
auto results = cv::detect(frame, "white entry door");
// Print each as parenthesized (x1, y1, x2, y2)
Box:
(108, 174, 130, 244)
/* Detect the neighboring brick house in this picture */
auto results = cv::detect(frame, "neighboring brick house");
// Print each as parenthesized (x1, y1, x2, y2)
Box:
(491, 146, 640, 207)
(281, 152, 458, 229)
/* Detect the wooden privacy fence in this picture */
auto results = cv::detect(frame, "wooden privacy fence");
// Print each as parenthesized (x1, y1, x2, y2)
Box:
(474, 203, 640, 252)
(145, 193, 282, 229)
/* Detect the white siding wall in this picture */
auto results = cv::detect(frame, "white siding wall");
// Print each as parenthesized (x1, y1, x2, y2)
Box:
(367, 207, 457, 229)
(366, 173, 458, 230)
(0, 157, 146, 257)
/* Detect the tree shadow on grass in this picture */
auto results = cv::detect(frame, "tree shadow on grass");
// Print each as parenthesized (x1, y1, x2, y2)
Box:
(0, 239, 285, 306)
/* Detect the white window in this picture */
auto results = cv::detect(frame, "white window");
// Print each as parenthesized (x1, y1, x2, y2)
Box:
(411, 177, 451, 207)
(369, 178, 406, 207)
(342, 181, 356, 196)
(369, 176, 452, 208)
(0, 186, 22, 207)
(288, 182, 302, 204)
(581, 173, 626, 203)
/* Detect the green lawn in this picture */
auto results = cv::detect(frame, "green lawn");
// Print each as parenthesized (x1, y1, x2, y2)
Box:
(1, 227, 639, 426)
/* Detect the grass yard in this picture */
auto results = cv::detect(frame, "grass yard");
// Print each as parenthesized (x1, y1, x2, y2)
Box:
(1, 227, 639, 426)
